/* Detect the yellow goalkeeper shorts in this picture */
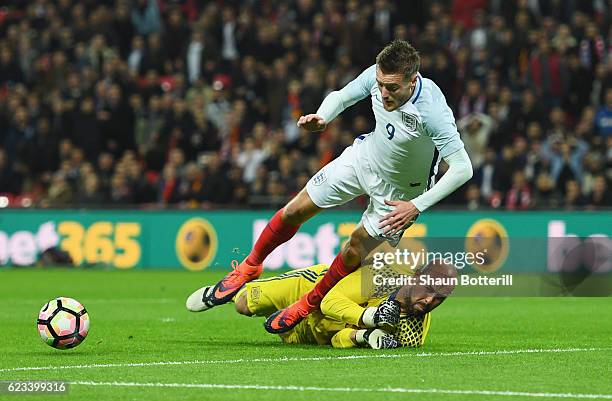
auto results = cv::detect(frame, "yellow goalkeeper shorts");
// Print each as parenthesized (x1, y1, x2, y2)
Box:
(237, 264, 328, 316)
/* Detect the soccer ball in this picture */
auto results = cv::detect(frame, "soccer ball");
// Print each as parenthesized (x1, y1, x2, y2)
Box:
(37, 297, 90, 350)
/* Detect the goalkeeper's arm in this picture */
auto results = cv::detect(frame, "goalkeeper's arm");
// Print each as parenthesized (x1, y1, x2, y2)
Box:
(331, 328, 398, 349)
(320, 268, 400, 330)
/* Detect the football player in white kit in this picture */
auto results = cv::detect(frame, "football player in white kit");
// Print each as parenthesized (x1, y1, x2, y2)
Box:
(186, 40, 472, 334)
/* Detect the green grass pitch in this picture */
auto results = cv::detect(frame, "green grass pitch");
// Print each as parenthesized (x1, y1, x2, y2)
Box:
(0, 268, 611, 401)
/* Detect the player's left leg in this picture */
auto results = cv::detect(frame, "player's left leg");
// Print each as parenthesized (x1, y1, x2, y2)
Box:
(186, 189, 321, 312)
(305, 224, 382, 306)
(265, 224, 382, 333)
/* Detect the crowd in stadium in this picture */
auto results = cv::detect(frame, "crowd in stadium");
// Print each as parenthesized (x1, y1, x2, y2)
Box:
(0, 0, 610, 210)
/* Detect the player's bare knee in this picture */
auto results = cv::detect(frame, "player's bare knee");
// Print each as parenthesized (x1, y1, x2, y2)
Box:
(342, 236, 363, 266)
(235, 293, 252, 316)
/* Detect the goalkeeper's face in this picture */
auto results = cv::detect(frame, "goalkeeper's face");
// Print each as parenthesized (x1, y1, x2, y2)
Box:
(394, 267, 456, 316)
(394, 261, 457, 316)
(396, 283, 449, 316)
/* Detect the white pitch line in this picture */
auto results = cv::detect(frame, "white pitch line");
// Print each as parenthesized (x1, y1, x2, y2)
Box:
(1, 347, 610, 374)
(70, 381, 612, 399)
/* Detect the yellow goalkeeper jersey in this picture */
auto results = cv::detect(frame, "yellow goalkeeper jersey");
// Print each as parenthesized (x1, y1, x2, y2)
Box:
(239, 264, 387, 346)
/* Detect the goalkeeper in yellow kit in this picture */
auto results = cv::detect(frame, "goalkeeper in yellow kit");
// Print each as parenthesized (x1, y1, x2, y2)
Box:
(188, 260, 456, 349)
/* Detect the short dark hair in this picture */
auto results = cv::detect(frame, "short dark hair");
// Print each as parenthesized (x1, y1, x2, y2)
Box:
(376, 40, 420, 80)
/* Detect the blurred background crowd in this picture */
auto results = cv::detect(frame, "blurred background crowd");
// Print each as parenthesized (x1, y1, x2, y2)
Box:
(0, 0, 610, 210)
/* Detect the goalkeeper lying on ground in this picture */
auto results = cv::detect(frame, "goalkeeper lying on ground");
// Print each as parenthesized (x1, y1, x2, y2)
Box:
(187, 261, 456, 349)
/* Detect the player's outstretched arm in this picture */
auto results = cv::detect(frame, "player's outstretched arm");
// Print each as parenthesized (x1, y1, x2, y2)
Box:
(296, 114, 327, 132)
(411, 147, 473, 212)
(379, 149, 472, 235)
(297, 65, 375, 132)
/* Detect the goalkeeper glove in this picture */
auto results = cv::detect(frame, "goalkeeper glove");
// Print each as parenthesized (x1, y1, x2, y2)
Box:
(355, 329, 398, 349)
(361, 299, 401, 330)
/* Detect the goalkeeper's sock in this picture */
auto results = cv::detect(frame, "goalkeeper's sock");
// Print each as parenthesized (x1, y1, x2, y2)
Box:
(246, 208, 300, 266)
(306, 252, 360, 307)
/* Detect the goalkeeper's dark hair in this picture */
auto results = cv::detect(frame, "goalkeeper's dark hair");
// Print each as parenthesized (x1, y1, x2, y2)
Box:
(376, 40, 420, 80)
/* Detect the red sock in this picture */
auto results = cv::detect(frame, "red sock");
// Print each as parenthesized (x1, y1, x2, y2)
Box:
(246, 209, 300, 266)
(306, 252, 360, 307)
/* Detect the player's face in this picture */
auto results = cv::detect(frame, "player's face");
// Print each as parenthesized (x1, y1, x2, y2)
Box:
(396, 282, 448, 316)
(376, 68, 417, 111)
(410, 285, 446, 315)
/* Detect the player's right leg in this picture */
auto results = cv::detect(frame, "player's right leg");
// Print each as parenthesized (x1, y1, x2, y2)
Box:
(264, 224, 381, 333)
(186, 189, 321, 312)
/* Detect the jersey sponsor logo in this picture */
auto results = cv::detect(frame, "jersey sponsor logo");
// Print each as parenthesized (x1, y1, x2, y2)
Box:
(312, 169, 328, 186)
(401, 113, 418, 131)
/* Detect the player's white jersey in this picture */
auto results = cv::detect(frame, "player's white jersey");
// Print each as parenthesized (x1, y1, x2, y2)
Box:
(317, 64, 464, 196)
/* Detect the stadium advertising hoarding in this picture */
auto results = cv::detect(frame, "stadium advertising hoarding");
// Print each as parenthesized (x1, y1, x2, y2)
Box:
(0, 210, 609, 272)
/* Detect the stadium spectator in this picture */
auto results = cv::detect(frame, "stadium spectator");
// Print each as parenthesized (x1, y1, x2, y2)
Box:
(563, 179, 586, 209)
(0, 148, 23, 194)
(77, 172, 106, 205)
(465, 183, 486, 211)
(532, 170, 559, 209)
(458, 80, 487, 119)
(72, 97, 102, 160)
(472, 148, 498, 202)
(594, 88, 612, 137)
(526, 36, 567, 108)
(131, 0, 161, 36)
(506, 170, 532, 210)
(457, 112, 494, 168)
(586, 174, 611, 208)
(44, 173, 73, 207)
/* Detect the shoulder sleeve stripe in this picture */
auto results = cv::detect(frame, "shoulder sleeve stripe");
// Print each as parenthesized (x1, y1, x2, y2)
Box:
(411, 76, 423, 104)
(426, 148, 440, 190)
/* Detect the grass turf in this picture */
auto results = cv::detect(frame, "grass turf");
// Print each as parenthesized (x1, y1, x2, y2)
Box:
(0, 268, 611, 401)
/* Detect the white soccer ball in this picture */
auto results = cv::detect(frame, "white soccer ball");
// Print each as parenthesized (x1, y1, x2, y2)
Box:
(37, 297, 90, 350)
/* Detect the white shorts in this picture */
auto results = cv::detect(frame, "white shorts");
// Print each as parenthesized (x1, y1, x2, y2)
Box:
(306, 138, 412, 246)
